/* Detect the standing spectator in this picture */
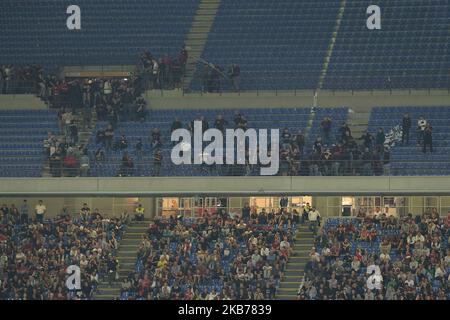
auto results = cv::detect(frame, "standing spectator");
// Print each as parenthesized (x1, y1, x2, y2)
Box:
(171, 118, 182, 133)
(61, 109, 74, 137)
(82, 104, 91, 130)
(242, 203, 251, 221)
(153, 150, 162, 176)
(422, 124, 433, 154)
(79, 152, 90, 177)
(35, 200, 47, 223)
(214, 115, 228, 133)
(417, 116, 427, 146)
(308, 207, 321, 233)
(339, 123, 352, 142)
(375, 128, 385, 150)
(104, 124, 114, 150)
(151, 128, 162, 150)
(402, 113, 411, 144)
(20, 199, 29, 224)
(320, 117, 332, 146)
(135, 138, 144, 159)
(359, 131, 373, 151)
(178, 45, 188, 76)
(80, 203, 91, 221)
(1, 204, 9, 225)
(135, 203, 145, 221)
(280, 196, 289, 209)
(69, 120, 78, 145)
(227, 64, 240, 92)
(120, 152, 134, 176)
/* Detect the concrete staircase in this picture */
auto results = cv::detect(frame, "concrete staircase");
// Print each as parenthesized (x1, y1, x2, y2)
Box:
(182, 0, 221, 91)
(276, 225, 314, 300)
(317, 0, 347, 90)
(347, 106, 373, 140)
(94, 220, 149, 300)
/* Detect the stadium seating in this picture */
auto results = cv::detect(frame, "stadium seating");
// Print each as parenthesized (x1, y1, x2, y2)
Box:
(120, 216, 296, 300)
(87, 107, 350, 177)
(0, 0, 199, 68)
(191, 0, 341, 91)
(307, 214, 450, 300)
(367, 106, 450, 175)
(1, 0, 448, 90)
(0, 109, 58, 177)
(192, 0, 449, 91)
(323, 0, 450, 90)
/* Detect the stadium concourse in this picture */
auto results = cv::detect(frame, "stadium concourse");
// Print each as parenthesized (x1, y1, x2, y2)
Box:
(0, 0, 450, 301)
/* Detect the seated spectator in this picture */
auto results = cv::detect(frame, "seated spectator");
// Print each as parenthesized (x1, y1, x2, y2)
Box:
(116, 134, 128, 150)
(171, 118, 182, 133)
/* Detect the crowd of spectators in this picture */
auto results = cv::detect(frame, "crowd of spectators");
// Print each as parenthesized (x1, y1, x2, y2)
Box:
(0, 64, 45, 95)
(298, 209, 449, 300)
(139, 47, 188, 91)
(43, 68, 149, 177)
(119, 208, 296, 300)
(43, 103, 439, 178)
(0, 201, 127, 300)
(284, 119, 391, 177)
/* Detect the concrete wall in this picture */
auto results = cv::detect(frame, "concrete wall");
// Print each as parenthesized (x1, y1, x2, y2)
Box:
(145, 89, 450, 110)
(2, 176, 450, 196)
(0, 94, 48, 109)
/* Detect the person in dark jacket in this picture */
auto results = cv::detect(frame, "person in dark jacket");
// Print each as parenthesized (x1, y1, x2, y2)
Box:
(375, 128, 385, 150)
(402, 113, 411, 144)
(422, 124, 433, 153)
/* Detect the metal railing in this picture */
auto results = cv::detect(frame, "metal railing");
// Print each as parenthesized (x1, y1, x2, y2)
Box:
(2, 73, 448, 97)
(0, 158, 449, 177)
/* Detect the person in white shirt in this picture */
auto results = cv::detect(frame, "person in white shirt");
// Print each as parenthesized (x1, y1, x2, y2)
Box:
(262, 263, 272, 279)
(413, 232, 425, 244)
(308, 207, 321, 233)
(35, 200, 46, 223)
(260, 246, 270, 257)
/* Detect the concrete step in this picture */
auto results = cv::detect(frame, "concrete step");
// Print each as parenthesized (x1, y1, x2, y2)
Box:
(277, 287, 299, 294)
(186, 34, 209, 40)
(119, 239, 141, 246)
(119, 262, 136, 269)
(96, 286, 121, 292)
(284, 275, 304, 282)
(295, 233, 314, 239)
(117, 250, 138, 257)
(117, 256, 136, 263)
(276, 294, 297, 300)
(190, 21, 215, 27)
(289, 256, 309, 262)
(279, 281, 302, 289)
(122, 232, 144, 240)
(193, 15, 215, 21)
(294, 238, 314, 244)
(285, 269, 305, 276)
(292, 243, 313, 248)
(292, 249, 311, 255)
